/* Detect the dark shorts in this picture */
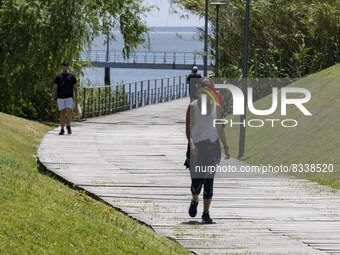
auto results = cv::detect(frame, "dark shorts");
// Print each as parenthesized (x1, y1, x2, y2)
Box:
(189, 139, 221, 199)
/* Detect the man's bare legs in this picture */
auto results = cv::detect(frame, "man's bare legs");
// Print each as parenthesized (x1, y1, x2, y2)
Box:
(59, 108, 72, 135)
(59, 109, 66, 129)
(65, 108, 72, 127)
(65, 108, 73, 134)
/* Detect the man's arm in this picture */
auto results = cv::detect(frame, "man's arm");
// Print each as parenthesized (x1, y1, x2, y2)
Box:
(51, 84, 57, 102)
(186, 74, 191, 84)
(73, 83, 78, 102)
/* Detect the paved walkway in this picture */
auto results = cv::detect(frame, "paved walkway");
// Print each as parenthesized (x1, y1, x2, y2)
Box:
(38, 98, 340, 255)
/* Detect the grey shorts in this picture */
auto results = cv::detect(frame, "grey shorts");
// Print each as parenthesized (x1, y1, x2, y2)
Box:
(57, 98, 73, 110)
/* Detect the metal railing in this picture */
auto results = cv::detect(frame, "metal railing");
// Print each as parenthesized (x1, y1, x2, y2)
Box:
(81, 75, 188, 118)
(81, 50, 203, 65)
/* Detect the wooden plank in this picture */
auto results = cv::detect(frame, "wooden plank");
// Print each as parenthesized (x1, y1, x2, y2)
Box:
(38, 97, 340, 255)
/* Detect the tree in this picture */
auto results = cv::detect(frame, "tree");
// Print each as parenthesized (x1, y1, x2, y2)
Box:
(171, 0, 340, 78)
(0, 0, 151, 120)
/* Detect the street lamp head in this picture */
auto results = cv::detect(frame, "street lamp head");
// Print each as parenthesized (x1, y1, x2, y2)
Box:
(209, 2, 227, 7)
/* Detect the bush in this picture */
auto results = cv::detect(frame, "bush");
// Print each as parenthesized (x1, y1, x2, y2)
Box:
(0, 0, 150, 120)
(172, 0, 340, 78)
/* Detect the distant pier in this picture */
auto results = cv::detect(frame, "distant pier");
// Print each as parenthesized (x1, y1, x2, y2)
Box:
(82, 50, 210, 70)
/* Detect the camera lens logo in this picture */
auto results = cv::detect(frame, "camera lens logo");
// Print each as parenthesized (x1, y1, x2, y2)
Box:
(198, 84, 222, 115)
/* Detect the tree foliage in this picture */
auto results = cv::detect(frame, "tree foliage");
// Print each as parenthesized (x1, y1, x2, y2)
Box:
(0, 0, 151, 120)
(171, 0, 340, 78)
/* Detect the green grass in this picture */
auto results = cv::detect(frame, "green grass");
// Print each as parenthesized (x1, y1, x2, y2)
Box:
(226, 64, 340, 189)
(0, 113, 190, 254)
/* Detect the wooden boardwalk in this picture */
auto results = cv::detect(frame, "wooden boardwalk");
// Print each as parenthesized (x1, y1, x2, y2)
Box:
(38, 98, 340, 255)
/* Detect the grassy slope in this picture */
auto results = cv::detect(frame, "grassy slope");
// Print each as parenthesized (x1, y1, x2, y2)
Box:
(226, 64, 340, 189)
(0, 113, 189, 254)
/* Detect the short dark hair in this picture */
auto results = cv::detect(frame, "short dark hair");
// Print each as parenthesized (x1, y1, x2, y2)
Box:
(62, 61, 69, 66)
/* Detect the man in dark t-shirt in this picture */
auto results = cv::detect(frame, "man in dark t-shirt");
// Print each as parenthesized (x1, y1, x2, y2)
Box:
(187, 66, 202, 102)
(51, 61, 78, 135)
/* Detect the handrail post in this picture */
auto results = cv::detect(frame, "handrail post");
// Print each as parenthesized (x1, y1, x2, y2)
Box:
(173, 76, 176, 99)
(129, 83, 132, 109)
(108, 86, 112, 113)
(157, 88, 160, 103)
(155, 80, 158, 104)
(98, 87, 101, 116)
(156, 80, 159, 103)
(147, 80, 150, 105)
(122, 85, 126, 110)
(91, 87, 94, 117)
(115, 85, 119, 111)
(167, 78, 170, 101)
(185, 75, 188, 97)
(141, 81, 144, 106)
(179, 76, 182, 98)
(161, 79, 164, 102)
(135, 82, 138, 107)
(83, 87, 86, 118)
(104, 86, 107, 114)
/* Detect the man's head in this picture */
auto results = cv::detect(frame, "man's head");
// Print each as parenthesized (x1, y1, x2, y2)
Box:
(192, 66, 198, 74)
(61, 61, 69, 73)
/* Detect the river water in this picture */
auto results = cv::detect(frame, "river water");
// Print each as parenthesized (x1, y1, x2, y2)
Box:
(82, 27, 204, 87)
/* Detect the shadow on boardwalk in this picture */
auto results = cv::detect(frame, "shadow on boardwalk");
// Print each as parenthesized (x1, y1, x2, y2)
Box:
(38, 98, 340, 255)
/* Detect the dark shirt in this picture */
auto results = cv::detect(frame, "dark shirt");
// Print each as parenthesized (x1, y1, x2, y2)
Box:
(54, 73, 76, 99)
(187, 73, 202, 84)
(187, 73, 202, 100)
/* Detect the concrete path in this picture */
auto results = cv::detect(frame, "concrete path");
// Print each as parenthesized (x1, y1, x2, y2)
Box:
(38, 98, 340, 255)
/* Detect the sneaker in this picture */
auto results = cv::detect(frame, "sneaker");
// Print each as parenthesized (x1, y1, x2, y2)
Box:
(188, 200, 199, 218)
(59, 129, 65, 135)
(202, 210, 213, 224)
(67, 126, 72, 134)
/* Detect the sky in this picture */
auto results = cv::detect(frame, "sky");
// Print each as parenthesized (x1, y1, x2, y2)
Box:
(145, 0, 205, 27)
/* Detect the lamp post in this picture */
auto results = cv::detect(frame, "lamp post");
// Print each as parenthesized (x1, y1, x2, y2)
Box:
(238, 0, 251, 158)
(104, 32, 111, 85)
(203, 0, 209, 77)
(209, 2, 226, 78)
